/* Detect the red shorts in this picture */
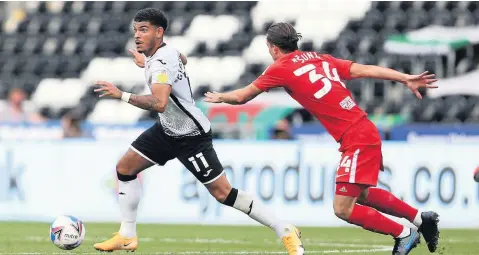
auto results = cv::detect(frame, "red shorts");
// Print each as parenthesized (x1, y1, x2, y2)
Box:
(335, 182, 368, 197)
(336, 118, 383, 186)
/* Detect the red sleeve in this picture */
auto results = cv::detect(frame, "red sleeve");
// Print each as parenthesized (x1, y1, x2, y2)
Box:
(252, 64, 286, 92)
(324, 54, 354, 80)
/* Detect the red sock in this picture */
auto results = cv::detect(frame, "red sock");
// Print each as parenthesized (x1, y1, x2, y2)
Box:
(362, 188, 418, 222)
(348, 204, 404, 237)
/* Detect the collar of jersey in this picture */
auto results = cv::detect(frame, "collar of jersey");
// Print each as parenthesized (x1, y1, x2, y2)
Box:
(145, 42, 167, 62)
(276, 50, 300, 62)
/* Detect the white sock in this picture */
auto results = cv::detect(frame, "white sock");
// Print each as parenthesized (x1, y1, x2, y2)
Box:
(231, 189, 290, 238)
(397, 227, 411, 239)
(118, 177, 141, 238)
(413, 211, 422, 228)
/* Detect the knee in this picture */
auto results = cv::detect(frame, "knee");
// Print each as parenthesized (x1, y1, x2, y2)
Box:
(333, 201, 354, 221)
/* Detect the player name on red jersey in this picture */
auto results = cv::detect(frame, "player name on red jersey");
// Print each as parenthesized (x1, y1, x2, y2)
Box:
(291, 52, 323, 64)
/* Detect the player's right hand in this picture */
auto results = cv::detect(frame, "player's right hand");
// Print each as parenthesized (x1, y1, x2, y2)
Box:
(94, 80, 122, 99)
(203, 91, 223, 103)
(129, 49, 145, 68)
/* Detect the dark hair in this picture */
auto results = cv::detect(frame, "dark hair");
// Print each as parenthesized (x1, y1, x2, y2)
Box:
(134, 8, 168, 31)
(266, 22, 302, 52)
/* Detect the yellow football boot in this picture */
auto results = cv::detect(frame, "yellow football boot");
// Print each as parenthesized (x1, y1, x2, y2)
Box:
(93, 232, 138, 252)
(281, 225, 305, 255)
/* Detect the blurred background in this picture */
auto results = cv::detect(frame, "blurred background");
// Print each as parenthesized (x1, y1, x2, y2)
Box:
(1, 0, 479, 141)
(0, 1, 478, 229)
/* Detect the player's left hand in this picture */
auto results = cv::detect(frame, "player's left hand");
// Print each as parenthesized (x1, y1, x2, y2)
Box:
(94, 80, 122, 99)
(404, 71, 438, 99)
(129, 49, 145, 68)
(203, 91, 223, 103)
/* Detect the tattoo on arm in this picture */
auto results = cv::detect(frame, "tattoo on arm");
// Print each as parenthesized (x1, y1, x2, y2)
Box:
(128, 94, 163, 112)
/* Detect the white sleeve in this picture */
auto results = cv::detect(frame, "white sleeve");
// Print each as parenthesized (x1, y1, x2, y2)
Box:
(149, 59, 178, 86)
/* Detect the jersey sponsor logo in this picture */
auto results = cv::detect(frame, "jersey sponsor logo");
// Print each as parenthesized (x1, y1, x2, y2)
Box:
(157, 59, 166, 65)
(339, 96, 356, 110)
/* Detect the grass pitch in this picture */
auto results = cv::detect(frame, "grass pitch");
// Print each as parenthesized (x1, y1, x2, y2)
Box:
(0, 222, 477, 254)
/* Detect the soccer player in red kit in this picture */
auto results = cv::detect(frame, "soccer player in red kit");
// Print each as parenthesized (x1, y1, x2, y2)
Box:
(204, 23, 440, 255)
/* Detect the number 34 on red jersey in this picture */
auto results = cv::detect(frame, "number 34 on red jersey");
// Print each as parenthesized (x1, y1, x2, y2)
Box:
(253, 51, 367, 141)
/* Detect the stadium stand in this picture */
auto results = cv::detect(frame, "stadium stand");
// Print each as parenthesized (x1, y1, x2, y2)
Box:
(1, 1, 479, 126)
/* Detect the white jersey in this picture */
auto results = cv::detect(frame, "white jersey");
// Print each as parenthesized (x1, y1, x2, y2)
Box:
(144, 43, 211, 137)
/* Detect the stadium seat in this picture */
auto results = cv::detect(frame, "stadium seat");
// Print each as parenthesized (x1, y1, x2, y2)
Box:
(85, 17, 102, 35)
(211, 56, 245, 91)
(30, 78, 63, 109)
(62, 36, 84, 55)
(110, 1, 127, 14)
(45, 1, 64, 13)
(164, 36, 198, 56)
(31, 78, 88, 111)
(42, 37, 61, 55)
(184, 57, 203, 93)
(465, 103, 479, 122)
(186, 15, 241, 51)
(81, 58, 113, 84)
(80, 37, 99, 56)
(243, 35, 271, 65)
(442, 96, 467, 123)
(453, 10, 475, 26)
(87, 99, 146, 124)
(1, 0, 478, 125)
(110, 57, 144, 90)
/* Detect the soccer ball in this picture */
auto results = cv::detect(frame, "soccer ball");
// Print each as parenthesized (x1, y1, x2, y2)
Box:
(50, 215, 86, 250)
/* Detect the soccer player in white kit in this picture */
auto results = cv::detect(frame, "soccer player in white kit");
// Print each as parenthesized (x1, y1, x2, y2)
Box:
(93, 8, 304, 255)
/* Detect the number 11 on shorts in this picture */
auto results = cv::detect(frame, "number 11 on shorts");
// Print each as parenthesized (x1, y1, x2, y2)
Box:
(188, 152, 209, 172)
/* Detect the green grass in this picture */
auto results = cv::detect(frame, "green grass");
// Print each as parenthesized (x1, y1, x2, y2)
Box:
(1, 222, 478, 254)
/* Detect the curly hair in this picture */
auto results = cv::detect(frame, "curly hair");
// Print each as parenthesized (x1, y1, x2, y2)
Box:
(134, 8, 168, 31)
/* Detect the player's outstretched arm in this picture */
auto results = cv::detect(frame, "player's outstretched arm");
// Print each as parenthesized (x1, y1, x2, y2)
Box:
(349, 63, 439, 99)
(94, 81, 170, 112)
(203, 83, 263, 105)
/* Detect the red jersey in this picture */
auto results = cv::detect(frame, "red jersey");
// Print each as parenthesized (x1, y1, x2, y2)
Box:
(253, 50, 367, 142)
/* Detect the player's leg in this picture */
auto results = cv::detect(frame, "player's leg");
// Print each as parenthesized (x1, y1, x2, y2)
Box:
(116, 148, 153, 238)
(205, 174, 292, 237)
(357, 188, 420, 225)
(357, 185, 440, 252)
(93, 148, 153, 251)
(334, 183, 409, 237)
(177, 135, 304, 255)
(206, 176, 303, 254)
(335, 147, 419, 254)
(94, 123, 174, 252)
(334, 184, 420, 255)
